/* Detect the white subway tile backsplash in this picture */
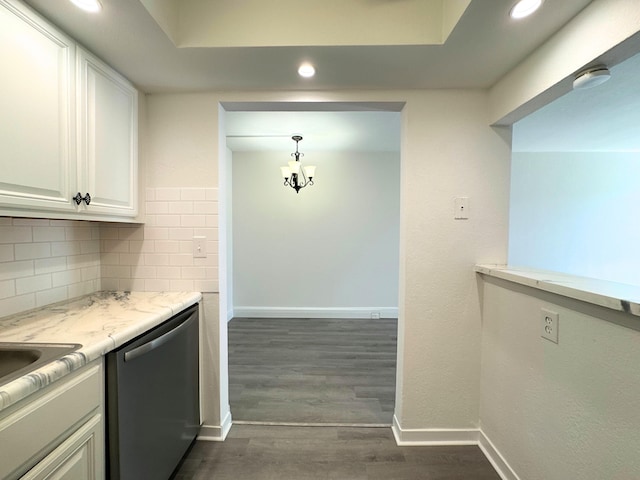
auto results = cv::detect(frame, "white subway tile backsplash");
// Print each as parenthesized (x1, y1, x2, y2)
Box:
(143, 227, 169, 240)
(144, 253, 170, 266)
(155, 215, 182, 227)
(145, 278, 171, 291)
(15, 242, 52, 260)
(0, 279, 16, 299)
(80, 240, 101, 254)
(12, 218, 49, 226)
(102, 239, 130, 253)
(156, 266, 181, 279)
(129, 240, 155, 253)
(51, 241, 81, 256)
(170, 279, 195, 291)
(100, 253, 120, 265)
(36, 287, 68, 307)
(132, 265, 157, 279)
(0, 260, 34, 281)
(194, 280, 218, 293)
(65, 226, 93, 241)
(194, 202, 217, 215)
(52, 270, 82, 288)
(154, 240, 180, 253)
(0, 294, 36, 318)
(169, 228, 194, 241)
(0, 186, 219, 314)
(0, 245, 14, 262)
(181, 215, 206, 227)
(169, 202, 194, 214)
(155, 187, 181, 201)
(118, 227, 144, 241)
(180, 188, 206, 201)
(118, 253, 143, 266)
(33, 226, 66, 242)
(145, 201, 169, 214)
(103, 265, 131, 279)
(68, 253, 101, 269)
(0, 226, 33, 244)
(35, 257, 67, 275)
(169, 254, 193, 267)
(16, 273, 52, 294)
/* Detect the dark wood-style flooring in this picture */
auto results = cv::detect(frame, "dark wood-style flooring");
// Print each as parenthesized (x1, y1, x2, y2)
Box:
(228, 317, 397, 425)
(172, 425, 502, 480)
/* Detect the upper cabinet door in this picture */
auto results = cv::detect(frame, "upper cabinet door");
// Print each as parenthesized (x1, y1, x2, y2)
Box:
(77, 47, 138, 217)
(0, 0, 76, 212)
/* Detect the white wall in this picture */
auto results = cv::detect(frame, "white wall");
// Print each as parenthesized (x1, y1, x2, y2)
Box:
(395, 90, 510, 435)
(232, 150, 400, 318)
(508, 151, 640, 287)
(133, 89, 510, 441)
(479, 278, 640, 480)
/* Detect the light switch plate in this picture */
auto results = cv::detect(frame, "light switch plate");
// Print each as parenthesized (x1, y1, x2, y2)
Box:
(193, 236, 207, 258)
(454, 197, 469, 219)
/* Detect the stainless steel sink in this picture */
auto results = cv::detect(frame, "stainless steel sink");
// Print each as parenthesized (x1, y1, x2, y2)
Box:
(0, 342, 81, 387)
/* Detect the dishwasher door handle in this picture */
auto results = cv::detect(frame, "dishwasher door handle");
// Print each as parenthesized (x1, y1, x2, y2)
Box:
(124, 313, 196, 362)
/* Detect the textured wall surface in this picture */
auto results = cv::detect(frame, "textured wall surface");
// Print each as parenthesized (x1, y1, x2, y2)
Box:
(480, 279, 640, 480)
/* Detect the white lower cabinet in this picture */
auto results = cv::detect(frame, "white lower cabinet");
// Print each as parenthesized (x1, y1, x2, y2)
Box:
(21, 414, 103, 480)
(0, 361, 104, 480)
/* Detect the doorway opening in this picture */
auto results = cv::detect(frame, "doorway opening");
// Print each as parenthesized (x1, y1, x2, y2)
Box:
(219, 101, 403, 426)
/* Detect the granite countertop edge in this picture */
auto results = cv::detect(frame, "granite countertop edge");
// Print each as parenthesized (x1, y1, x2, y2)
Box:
(0, 290, 202, 412)
(475, 264, 640, 318)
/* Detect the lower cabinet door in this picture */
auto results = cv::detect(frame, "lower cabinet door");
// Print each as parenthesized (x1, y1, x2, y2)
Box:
(21, 413, 103, 480)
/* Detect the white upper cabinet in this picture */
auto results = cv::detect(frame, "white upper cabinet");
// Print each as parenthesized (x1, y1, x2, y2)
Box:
(0, 0, 139, 221)
(77, 47, 138, 217)
(0, 0, 76, 212)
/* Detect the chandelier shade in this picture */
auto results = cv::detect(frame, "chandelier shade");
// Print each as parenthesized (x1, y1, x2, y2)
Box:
(281, 135, 316, 193)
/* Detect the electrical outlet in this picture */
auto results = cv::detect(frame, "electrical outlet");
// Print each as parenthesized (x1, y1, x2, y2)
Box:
(371, 312, 381, 319)
(541, 308, 559, 344)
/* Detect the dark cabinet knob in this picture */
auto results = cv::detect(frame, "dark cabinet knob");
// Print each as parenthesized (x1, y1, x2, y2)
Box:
(72, 192, 91, 205)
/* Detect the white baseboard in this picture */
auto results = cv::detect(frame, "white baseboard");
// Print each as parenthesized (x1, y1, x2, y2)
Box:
(478, 430, 520, 480)
(232, 306, 398, 319)
(391, 415, 479, 446)
(197, 411, 233, 441)
(392, 416, 517, 480)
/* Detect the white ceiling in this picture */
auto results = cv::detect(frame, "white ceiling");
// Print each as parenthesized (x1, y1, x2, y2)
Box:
(26, 0, 631, 153)
(23, 0, 594, 92)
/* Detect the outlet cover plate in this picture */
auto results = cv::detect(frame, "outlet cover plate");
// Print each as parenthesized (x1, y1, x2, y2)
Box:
(541, 308, 559, 344)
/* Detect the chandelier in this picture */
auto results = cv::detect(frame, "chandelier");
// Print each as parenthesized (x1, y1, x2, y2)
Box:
(280, 135, 316, 193)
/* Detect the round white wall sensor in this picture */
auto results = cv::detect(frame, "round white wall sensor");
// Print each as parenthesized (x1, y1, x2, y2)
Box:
(573, 66, 611, 90)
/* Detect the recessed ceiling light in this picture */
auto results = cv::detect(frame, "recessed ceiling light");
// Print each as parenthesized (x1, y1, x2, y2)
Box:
(69, 0, 102, 13)
(510, 0, 543, 19)
(298, 63, 316, 78)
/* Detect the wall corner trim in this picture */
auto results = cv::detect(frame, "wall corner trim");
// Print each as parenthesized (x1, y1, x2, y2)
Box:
(392, 416, 518, 480)
(478, 430, 521, 480)
(391, 415, 479, 446)
(197, 411, 233, 442)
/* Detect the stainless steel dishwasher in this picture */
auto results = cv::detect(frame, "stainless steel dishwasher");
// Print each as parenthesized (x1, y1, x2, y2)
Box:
(105, 304, 200, 480)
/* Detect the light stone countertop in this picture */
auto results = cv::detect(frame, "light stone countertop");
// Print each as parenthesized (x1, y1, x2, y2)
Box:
(0, 290, 202, 411)
(475, 265, 640, 319)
